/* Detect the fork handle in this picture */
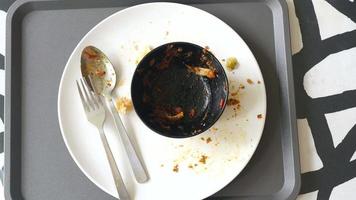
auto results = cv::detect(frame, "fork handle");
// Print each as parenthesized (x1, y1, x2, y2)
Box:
(106, 98, 149, 183)
(99, 129, 130, 200)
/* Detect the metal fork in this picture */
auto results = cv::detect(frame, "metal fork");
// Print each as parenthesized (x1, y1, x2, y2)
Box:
(76, 77, 130, 200)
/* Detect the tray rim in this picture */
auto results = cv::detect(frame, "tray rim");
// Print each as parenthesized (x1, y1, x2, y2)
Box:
(4, 0, 301, 199)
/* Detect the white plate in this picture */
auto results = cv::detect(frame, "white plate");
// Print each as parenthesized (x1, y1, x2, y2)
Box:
(58, 3, 266, 200)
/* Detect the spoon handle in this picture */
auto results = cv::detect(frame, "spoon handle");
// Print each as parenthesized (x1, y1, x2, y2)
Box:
(106, 98, 149, 183)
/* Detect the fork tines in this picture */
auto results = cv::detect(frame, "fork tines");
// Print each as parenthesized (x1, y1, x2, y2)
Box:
(76, 77, 102, 111)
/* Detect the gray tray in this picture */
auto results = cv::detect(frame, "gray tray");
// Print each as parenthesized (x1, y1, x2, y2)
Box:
(4, 0, 300, 199)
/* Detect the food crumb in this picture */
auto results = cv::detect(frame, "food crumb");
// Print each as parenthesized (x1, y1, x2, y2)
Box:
(186, 65, 216, 79)
(231, 92, 238, 96)
(206, 137, 212, 144)
(115, 97, 133, 114)
(189, 108, 196, 118)
(199, 155, 208, 164)
(201, 137, 205, 141)
(239, 84, 245, 90)
(165, 31, 169, 36)
(222, 59, 226, 62)
(194, 163, 198, 167)
(211, 127, 218, 131)
(95, 69, 106, 77)
(257, 114, 263, 119)
(179, 144, 184, 147)
(257, 80, 261, 84)
(227, 98, 240, 106)
(188, 164, 194, 169)
(219, 98, 225, 109)
(160, 164, 164, 167)
(173, 164, 179, 173)
(247, 79, 254, 84)
(226, 57, 239, 71)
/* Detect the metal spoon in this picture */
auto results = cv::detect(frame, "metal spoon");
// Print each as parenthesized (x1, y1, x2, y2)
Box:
(81, 46, 149, 183)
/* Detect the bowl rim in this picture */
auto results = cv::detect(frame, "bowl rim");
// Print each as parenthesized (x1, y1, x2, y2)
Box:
(131, 41, 229, 138)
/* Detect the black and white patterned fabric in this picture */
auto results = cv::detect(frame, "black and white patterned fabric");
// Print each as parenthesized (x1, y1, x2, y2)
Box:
(0, 0, 355, 199)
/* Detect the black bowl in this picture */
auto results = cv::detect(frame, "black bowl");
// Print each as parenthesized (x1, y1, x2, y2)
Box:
(131, 42, 228, 138)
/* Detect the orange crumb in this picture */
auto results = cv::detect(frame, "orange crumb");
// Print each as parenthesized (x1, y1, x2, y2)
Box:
(247, 79, 254, 84)
(173, 164, 179, 173)
(227, 98, 240, 106)
(199, 155, 208, 164)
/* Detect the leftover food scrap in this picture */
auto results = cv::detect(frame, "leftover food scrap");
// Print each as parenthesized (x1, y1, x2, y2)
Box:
(186, 65, 216, 79)
(219, 98, 225, 109)
(115, 97, 133, 114)
(211, 127, 218, 131)
(189, 108, 196, 118)
(226, 57, 238, 71)
(95, 69, 106, 77)
(153, 106, 184, 122)
(247, 79, 254, 84)
(199, 155, 208, 164)
(173, 164, 179, 173)
(227, 98, 240, 106)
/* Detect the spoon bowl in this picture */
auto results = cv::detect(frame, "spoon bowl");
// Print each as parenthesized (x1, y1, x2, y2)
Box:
(81, 46, 117, 97)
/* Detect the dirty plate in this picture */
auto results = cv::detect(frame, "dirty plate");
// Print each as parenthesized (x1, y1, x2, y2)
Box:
(58, 2, 266, 200)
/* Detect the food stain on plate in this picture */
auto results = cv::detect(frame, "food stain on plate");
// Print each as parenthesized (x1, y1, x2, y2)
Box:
(154, 53, 258, 177)
(158, 117, 248, 176)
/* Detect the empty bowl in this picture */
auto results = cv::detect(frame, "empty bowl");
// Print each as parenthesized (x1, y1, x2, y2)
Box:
(131, 42, 228, 138)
